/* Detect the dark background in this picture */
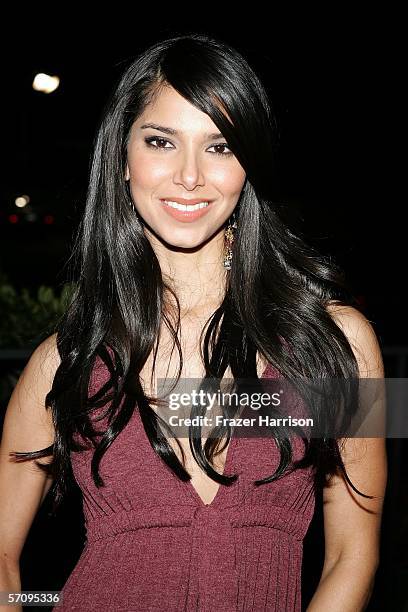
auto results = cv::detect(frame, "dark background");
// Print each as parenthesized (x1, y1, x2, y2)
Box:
(1, 19, 402, 346)
(0, 11, 405, 611)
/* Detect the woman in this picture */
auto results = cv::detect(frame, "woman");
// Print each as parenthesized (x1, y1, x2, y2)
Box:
(0, 33, 387, 611)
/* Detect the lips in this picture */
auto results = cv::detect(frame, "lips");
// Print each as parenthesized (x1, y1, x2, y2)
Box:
(159, 198, 213, 223)
(160, 198, 213, 205)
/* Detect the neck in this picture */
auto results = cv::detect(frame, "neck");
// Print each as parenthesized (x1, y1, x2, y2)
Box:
(147, 226, 229, 314)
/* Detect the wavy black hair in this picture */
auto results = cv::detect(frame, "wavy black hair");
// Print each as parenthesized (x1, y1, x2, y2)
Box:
(11, 32, 377, 513)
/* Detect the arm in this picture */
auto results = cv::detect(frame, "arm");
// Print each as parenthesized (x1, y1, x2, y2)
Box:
(0, 334, 60, 610)
(306, 305, 388, 611)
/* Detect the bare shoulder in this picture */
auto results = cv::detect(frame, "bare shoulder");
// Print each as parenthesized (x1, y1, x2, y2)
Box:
(31, 331, 61, 372)
(319, 302, 387, 574)
(326, 300, 374, 333)
(325, 301, 384, 378)
(0, 333, 61, 565)
(27, 332, 61, 407)
(2, 333, 61, 441)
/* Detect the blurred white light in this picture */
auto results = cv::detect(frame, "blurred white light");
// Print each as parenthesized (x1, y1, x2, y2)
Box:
(15, 194, 31, 208)
(32, 73, 60, 94)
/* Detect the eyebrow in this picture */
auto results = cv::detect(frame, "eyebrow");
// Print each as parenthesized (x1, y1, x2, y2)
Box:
(140, 122, 223, 140)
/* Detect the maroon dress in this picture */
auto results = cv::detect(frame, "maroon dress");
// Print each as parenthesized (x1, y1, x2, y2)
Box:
(56, 353, 316, 611)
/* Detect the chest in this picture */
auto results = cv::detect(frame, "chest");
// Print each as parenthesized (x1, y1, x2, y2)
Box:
(138, 320, 268, 505)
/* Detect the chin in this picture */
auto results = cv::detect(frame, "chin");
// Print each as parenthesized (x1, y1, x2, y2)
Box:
(160, 229, 208, 250)
(166, 238, 205, 250)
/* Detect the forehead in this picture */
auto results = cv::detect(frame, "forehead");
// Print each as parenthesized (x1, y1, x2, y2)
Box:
(134, 86, 222, 137)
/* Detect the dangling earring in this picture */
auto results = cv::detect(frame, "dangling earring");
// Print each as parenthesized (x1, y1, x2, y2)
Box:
(125, 179, 136, 213)
(223, 210, 237, 270)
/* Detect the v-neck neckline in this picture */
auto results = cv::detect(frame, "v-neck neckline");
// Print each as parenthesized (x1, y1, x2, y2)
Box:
(185, 433, 237, 508)
(185, 360, 272, 508)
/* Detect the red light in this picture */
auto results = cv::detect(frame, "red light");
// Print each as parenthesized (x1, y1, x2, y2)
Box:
(44, 215, 54, 224)
(8, 214, 19, 223)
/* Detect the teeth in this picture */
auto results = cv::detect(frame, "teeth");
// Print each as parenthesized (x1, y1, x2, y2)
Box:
(163, 200, 209, 211)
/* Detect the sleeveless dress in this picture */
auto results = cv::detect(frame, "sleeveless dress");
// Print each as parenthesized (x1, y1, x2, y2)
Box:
(55, 354, 316, 611)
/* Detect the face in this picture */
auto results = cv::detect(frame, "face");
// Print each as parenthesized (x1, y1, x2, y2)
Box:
(125, 86, 246, 250)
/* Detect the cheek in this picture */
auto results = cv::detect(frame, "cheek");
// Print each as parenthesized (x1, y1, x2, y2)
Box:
(212, 165, 246, 195)
(128, 151, 169, 188)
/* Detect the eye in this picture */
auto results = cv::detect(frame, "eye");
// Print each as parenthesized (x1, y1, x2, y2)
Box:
(144, 136, 173, 150)
(144, 136, 233, 157)
(208, 143, 233, 157)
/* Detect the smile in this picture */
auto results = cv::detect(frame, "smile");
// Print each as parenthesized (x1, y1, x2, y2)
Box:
(162, 199, 210, 211)
(159, 199, 213, 223)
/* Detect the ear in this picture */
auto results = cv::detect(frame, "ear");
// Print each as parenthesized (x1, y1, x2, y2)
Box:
(125, 163, 130, 181)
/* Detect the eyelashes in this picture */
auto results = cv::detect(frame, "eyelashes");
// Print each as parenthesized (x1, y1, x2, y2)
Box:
(143, 136, 233, 157)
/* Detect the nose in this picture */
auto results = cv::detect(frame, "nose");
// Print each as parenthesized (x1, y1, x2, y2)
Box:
(173, 147, 206, 191)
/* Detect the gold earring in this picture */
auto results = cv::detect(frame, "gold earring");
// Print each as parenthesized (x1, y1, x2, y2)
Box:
(223, 211, 237, 269)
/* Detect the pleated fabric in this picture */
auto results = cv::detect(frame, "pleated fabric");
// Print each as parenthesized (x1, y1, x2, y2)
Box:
(55, 353, 316, 611)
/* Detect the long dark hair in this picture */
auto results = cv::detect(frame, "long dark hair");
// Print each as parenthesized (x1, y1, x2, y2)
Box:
(11, 32, 377, 513)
